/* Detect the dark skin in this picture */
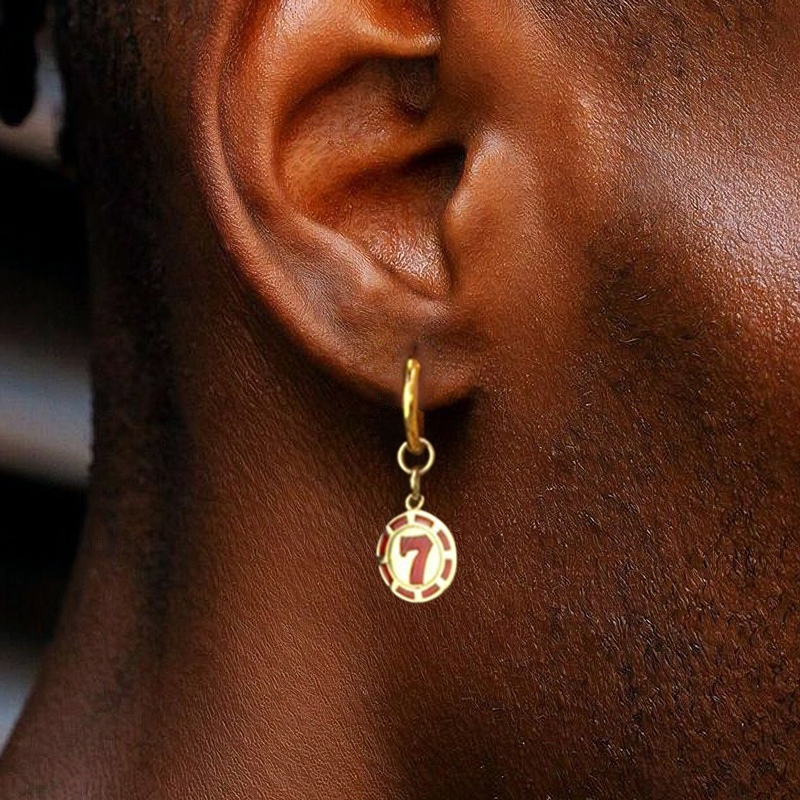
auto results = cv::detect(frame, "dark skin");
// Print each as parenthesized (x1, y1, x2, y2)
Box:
(1, 0, 799, 797)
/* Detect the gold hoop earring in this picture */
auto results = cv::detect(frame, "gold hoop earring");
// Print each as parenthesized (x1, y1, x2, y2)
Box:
(376, 358, 457, 603)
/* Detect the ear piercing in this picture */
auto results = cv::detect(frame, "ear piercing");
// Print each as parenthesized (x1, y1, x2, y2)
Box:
(376, 359, 457, 603)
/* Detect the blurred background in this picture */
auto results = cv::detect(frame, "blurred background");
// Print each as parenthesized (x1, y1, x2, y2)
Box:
(0, 17, 89, 749)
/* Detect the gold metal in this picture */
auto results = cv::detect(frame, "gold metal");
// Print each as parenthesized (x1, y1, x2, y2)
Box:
(406, 467, 424, 511)
(403, 358, 424, 455)
(377, 509, 457, 603)
(405, 493, 425, 512)
(397, 438, 435, 476)
(409, 467, 422, 498)
(377, 360, 456, 603)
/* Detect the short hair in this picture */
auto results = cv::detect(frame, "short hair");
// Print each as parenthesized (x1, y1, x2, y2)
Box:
(0, 0, 48, 124)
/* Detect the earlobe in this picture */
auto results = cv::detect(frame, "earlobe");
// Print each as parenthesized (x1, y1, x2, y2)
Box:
(190, 0, 484, 406)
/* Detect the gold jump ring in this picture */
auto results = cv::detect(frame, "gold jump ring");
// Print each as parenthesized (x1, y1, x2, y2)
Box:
(397, 438, 435, 476)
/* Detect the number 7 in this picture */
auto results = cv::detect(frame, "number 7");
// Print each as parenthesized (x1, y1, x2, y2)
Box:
(400, 535, 433, 585)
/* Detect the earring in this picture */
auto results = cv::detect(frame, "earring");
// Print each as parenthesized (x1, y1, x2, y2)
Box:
(376, 358, 457, 603)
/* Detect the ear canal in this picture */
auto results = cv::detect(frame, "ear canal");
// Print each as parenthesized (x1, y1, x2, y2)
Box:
(191, 0, 484, 406)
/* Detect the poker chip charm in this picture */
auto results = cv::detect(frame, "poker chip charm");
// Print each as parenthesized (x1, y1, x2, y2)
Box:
(377, 509, 457, 603)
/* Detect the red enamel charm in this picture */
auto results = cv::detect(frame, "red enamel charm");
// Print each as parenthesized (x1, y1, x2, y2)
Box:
(377, 509, 457, 603)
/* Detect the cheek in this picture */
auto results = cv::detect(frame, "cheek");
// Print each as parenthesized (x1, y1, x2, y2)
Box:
(440, 4, 628, 423)
(445, 0, 800, 434)
(610, 142, 800, 432)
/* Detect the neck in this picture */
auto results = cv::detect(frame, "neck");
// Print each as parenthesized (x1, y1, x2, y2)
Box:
(0, 292, 430, 799)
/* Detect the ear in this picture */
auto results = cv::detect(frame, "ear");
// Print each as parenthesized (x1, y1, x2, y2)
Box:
(190, 0, 485, 406)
